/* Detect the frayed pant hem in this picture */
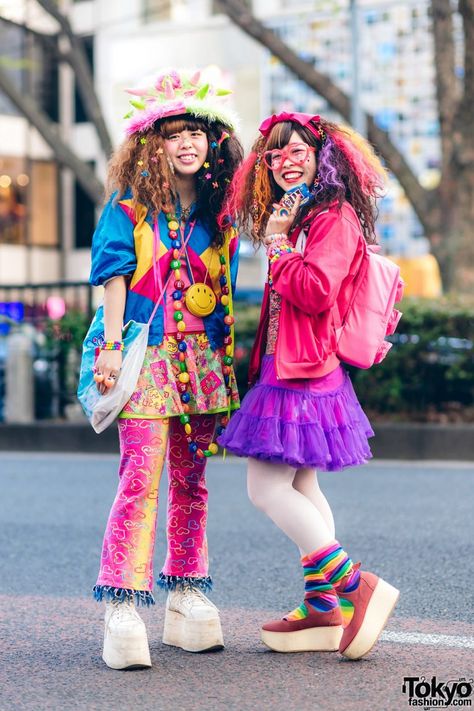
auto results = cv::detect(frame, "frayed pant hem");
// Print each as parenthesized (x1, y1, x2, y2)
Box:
(92, 585, 155, 607)
(157, 574, 213, 592)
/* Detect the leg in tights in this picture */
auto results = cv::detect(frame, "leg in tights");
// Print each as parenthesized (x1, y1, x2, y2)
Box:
(247, 458, 333, 556)
(96, 418, 169, 593)
(293, 467, 336, 539)
(161, 414, 217, 581)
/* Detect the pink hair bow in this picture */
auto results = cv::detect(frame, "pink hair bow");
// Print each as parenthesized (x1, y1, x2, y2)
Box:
(259, 112, 321, 138)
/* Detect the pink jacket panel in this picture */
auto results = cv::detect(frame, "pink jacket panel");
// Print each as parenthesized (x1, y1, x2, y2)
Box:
(248, 202, 366, 383)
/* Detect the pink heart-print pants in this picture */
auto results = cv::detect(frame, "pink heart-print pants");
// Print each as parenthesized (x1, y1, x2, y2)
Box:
(95, 414, 216, 597)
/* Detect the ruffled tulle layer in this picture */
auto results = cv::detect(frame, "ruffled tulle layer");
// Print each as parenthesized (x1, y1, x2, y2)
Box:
(219, 366, 374, 471)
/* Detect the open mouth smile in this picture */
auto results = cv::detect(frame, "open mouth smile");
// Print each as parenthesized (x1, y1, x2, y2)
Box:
(178, 154, 198, 163)
(281, 170, 303, 182)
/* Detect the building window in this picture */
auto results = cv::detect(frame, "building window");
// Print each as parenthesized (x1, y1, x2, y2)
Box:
(75, 36, 94, 123)
(30, 161, 58, 247)
(0, 158, 58, 247)
(0, 23, 26, 117)
(74, 164, 95, 249)
(0, 157, 28, 245)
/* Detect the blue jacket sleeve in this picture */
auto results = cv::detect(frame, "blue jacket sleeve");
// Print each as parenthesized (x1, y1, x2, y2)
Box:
(89, 195, 137, 287)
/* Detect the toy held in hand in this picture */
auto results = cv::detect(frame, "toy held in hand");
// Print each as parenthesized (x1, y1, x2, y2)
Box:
(275, 183, 311, 216)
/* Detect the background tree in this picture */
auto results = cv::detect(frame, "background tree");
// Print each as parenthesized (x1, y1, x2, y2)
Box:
(217, 0, 474, 291)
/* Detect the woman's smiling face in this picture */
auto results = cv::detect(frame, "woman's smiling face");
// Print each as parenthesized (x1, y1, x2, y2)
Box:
(163, 127, 209, 177)
(270, 130, 317, 192)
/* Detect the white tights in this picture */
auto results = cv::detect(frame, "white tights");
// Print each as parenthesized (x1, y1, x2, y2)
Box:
(247, 458, 336, 556)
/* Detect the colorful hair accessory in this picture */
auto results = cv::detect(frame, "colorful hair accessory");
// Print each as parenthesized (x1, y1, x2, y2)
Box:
(124, 68, 239, 135)
(205, 173, 212, 180)
(218, 131, 231, 145)
(212, 181, 219, 189)
(141, 170, 149, 177)
(203, 162, 210, 168)
(210, 141, 218, 149)
(140, 137, 147, 144)
(259, 112, 322, 139)
(100, 340, 124, 352)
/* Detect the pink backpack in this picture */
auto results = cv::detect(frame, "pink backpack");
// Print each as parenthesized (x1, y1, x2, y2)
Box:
(333, 244, 404, 368)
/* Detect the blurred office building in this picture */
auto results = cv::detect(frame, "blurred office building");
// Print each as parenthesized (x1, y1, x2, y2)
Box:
(0, 0, 454, 290)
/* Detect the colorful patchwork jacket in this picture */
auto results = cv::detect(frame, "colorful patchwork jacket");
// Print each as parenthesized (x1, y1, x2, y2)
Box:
(89, 191, 239, 349)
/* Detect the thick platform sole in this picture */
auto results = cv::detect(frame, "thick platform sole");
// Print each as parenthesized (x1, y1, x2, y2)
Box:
(102, 627, 152, 670)
(162, 608, 224, 653)
(340, 579, 400, 660)
(261, 624, 343, 653)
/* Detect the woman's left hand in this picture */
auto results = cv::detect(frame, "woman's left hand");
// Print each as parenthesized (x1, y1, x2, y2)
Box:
(264, 194, 301, 242)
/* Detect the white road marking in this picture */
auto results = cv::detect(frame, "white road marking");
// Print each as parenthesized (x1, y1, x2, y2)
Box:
(382, 630, 474, 649)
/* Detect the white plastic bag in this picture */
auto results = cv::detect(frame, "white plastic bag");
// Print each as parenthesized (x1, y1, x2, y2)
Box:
(91, 323, 149, 433)
(77, 309, 149, 433)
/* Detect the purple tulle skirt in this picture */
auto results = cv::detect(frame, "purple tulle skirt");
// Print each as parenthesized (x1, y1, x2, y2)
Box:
(218, 355, 374, 471)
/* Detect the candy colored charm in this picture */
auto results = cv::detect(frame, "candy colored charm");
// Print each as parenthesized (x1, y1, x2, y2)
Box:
(164, 208, 234, 459)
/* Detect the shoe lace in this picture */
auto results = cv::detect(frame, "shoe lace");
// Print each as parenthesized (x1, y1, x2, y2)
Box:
(108, 599, 141, 623)
(176, 587, 216, 610)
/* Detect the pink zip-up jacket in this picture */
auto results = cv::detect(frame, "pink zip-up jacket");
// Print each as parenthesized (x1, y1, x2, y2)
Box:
(248, 201, 366, 384)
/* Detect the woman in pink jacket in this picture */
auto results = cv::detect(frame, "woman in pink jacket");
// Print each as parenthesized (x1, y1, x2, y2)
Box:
(219, 112, 399, 659)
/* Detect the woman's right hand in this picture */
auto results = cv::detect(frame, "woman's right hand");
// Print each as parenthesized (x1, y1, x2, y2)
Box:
(94, 349, 123, 395)
(265, 194, 302, 238)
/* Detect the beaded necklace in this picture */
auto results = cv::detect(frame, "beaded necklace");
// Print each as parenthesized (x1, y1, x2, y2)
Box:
(165, 210, 234, 459)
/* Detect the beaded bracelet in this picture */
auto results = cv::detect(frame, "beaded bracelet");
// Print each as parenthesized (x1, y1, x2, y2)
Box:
(100, 340, 124, 352)
(266, 233, 292, 256)
(268, 244, 295, 263)
(267, 232, 289, 242)
(268, 244, 295, 287)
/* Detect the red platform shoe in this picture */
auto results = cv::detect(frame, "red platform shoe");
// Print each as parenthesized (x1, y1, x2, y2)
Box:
(338, 570, 399, 660)
(261, 604, 343, 653)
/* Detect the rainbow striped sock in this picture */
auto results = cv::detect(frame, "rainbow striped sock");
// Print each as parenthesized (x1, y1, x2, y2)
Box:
(285, 547, 339, 621)
(315, 540, 361, 592)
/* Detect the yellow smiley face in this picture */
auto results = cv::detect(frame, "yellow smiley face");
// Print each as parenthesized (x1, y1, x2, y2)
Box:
(185, 283, 217, 318)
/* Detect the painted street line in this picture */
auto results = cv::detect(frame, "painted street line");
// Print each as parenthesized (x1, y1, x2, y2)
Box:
(382, 630, 474, 649)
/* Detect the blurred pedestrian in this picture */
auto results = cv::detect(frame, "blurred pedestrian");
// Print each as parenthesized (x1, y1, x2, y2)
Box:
(219, 112, 399, 659)
(89, 68, 243, 669)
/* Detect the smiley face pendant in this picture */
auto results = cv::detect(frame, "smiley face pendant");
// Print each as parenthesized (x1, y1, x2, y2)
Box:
(185, 283, 217, 318)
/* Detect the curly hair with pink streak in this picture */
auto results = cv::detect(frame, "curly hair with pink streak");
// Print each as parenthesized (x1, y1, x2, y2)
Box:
(220, 118, 386, 244)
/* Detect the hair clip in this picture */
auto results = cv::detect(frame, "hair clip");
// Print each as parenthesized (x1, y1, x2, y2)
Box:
(218, 131, 230, 146)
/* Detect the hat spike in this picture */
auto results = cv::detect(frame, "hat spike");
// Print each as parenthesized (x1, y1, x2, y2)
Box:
(190, 70, 201, 86)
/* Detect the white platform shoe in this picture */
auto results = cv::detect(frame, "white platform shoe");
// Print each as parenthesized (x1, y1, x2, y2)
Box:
(162, 587, 224, 653)
(102, 599, 152, 670)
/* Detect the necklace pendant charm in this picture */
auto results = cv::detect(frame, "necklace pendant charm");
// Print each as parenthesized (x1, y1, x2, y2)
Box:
(185, 283, 217, 317)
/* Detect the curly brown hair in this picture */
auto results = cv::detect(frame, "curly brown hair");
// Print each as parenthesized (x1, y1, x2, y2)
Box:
(106, 115, 243, 247)
(223, 118, 385, 245)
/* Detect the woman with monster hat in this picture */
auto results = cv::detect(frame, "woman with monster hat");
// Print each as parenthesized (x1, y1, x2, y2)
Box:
(89, 69, 243, 669)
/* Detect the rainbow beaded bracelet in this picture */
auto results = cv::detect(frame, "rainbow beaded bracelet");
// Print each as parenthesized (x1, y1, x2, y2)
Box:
(100, 340, 124, 352)
(268, 243, 295, 287)
(268, 244, 295, 263)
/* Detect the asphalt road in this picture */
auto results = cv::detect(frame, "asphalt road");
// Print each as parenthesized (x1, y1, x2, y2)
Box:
(0, 452, 473, 711)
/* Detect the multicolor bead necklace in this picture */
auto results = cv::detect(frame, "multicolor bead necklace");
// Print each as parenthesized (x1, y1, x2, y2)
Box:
(165, 210, 234, 459)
